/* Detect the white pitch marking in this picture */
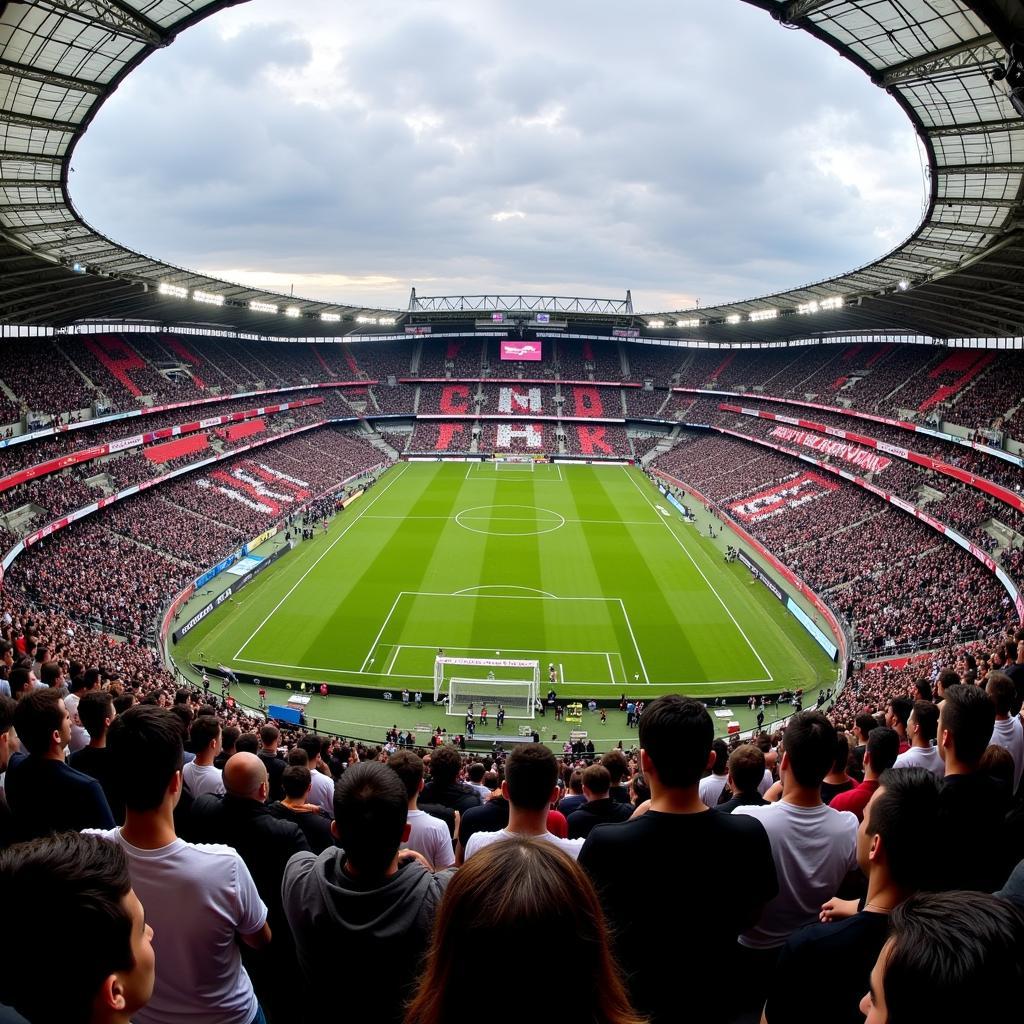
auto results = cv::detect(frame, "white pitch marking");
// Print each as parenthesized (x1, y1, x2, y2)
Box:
(616, 598, 650, 683)
(623, 468, 773, 681)
(233, 464, 409, 660)
(359, 592, 407, 672)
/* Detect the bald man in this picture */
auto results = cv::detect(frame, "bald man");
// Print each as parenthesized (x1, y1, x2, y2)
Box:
(189, 751, 309, 1022)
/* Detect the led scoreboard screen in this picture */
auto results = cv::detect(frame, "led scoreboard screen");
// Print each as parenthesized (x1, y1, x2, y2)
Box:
(500, 341, 543, 361)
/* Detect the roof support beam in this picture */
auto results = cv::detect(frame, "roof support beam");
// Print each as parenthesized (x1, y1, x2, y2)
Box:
(935, 163, 1024, 175)
(927, 118, 1024, 138)
(935, 197, 1018, 209)
(0, 202, 64, 213)
(0, 57, 104, 95)
(1, 219, 84, 235)
(0, 110, 77, 134)
(0, 180, 59, 190)
(876, 35, 1002, 87)
(0, 151, 63, 165)
(781, 1, 833, 21)
(32, 1, 166, 48)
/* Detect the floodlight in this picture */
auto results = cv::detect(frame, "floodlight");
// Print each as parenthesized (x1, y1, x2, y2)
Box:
(320, 312, 341, 323)
(749, 309, 778, 322)
(379, 317, 397, 326)
(192, 290, 224, 306)
(820, 296, 844, 310)
(676, 319, 700, 328)
(898, 280, 910, 291)
(726, 314, 741, 325)
(285, 306, 301, 318)
(158, 282, 188, 299)
(647, 319, 665, 328)
(356, 315, 377, 324)
(249, 301, 278, 314)
(798, 301, 819, 315)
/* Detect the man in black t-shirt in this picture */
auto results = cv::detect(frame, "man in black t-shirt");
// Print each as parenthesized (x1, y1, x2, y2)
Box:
(579, 695, 777, 1024)
(764, 767, 941, 1024)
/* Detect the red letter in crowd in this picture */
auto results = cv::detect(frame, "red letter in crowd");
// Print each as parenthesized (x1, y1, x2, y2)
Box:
(572, 387, 604, 418)
(440, 386, 470, 415)
(577, 426, 612, 455)
(436, 423, 465, 451)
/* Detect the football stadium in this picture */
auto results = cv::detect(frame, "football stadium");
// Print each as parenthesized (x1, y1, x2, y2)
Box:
(1, 2, 1024, 1023)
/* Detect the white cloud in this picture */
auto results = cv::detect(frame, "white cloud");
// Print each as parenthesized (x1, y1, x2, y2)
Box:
(69, 0, 925, 312)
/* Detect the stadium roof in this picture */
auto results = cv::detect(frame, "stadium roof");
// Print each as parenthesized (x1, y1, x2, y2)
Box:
(0, 0, 1022, 341)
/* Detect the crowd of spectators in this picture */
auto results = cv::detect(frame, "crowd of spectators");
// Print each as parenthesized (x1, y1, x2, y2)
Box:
(622, 387, 670, 418)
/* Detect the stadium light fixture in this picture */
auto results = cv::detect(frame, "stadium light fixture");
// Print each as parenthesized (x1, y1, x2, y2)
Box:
(320, 312, 341, 323)
(356, 315, 377, 324)
(192, 290, 224, 306)
(676, 319, 701, 328)
(726, 314, 742, 325)
(158, 282, 187, 299)
(797, 301, 819, 315)
(820, 296, 844, 311)
(379, 317, 397, 326)
(749, 309, 778, 322)
(285, 306, 301, 318)
(647, 319, 666, 328)
(898, 280, 910, 291)
(249, 300, 278, 314)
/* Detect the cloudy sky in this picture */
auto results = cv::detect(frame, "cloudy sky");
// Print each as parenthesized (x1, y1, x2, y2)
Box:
(70, 0, 926, 312)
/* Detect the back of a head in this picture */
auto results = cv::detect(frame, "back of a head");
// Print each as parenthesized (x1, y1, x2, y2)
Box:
(13, 688, 63, 756)
(334, 761, 409, 876)
(882, 891, 1024, 1023)
(189, 715, 220, 753)
(282, 764, 312, 801)
(8, 666, 30, 698)
(428, 744, 461, 786)
(911, 700, 938, 743)
(889, 697, 912, 730)
(467, 762, 485, 784)
(0, 832, 142, 1024)
(936, 667, 960, 693)
(783, 711, 838, 789)
(866, 726, 900, 775)
(40, 661, 62, 689)
(941, 684, 996, 767)
(0, 694, 15, 738)
(406, 837, 641, 1024)
(107, 705, 184, 812)
(832, 732, 850, 774)
(259, 723, 279, 749)
(568, 769, 584, 794)
(710, 738, 729, 777)
(728, 744, 766, 795)
(582, 764, 611, 798)
(298, 734, 322, 762)
(979, 744, 1015, 788)
(287, 747, 310, 768)
(235, 732, 259, 755)
(600, 749, 628, 784)
(221, 725, 240, 752)
(388, 749, 425, 800)
(985, 671, 1015, 717)
(869, 768, 941, 891)
(638, 695, 713, 788)
(505, 744, 557, 810)
(77, 690, 114, 739)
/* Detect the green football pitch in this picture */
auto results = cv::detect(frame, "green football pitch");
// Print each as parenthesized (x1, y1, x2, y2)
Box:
(175, 461, 837, 701)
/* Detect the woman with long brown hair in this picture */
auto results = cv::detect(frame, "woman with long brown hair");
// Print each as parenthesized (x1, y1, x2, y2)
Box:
(405, 836, 645, 1024)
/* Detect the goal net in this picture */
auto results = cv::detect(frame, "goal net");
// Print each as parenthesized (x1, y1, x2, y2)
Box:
(433, 656, 539, 719)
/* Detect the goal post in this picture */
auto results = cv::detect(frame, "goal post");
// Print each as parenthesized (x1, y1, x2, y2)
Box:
(433, 656, 540, 719)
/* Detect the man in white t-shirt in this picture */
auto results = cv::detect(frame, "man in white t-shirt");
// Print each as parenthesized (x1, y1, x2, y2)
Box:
(894, 700, 944, 778)
(297, 735, 335, 814)
(388, 749, 455, 869)
(698, 738, 729, 807)
(987, 671, 1024, 794)
(88, 704, 271, 1024)
(463, 744, 584, 861)
(182, 715, 226, 800)
(733, 710, 858, 1017)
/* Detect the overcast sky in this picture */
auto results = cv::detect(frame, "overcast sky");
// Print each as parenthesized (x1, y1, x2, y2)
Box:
(70, 0, 926, 312)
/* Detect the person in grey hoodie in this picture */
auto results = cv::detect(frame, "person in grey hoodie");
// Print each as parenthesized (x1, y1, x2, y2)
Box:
(282, 761, 454, 1024)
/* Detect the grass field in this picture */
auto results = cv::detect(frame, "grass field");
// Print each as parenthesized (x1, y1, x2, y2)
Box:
(175, 462, 837, 701)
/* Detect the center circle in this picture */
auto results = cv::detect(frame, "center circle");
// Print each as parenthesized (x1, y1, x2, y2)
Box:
(455, 504, 566, 537)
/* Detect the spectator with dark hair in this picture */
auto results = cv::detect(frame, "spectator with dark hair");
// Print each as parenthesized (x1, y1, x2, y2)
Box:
(821, 733, 856, 805)
(182, 716, 225, 800)
(733, 711, 858, 1014)
(297, 734, 335, 814)
(600, 749, 630, 803)
(557, 769, 586, 817)
(580, 695, 777, 1024)
(464, 761, 490, 802)
(5, 688, 114, 840)
(885, 697, 912, 754)
(268, 765, 333, 855)
(257, 724, 286, 803)
(698, 737, 730, 808)
(283, 761, 453, 1024)
(421, 744, 481, 814)
(935, 667, 960, 699)
(0, 832, 155, 1024)
(851, 712, 878, 766)
(88, 704, 270, 1024)
(406, 837, 643, 1024)
(215, 725, 241, 770)
(894, 701, 942, 777)
(830, 727, 900, 821)
(0, 695, 17, 847)
(766, 767, 942, 1024)
(235, 732, 259, 755)
(986, 671, 1023, 793)
(69, 689, 123, 822)
(464, 745, 583, 860)
(567, 764, 632, 839)
(719, 744, 769, 813)
(389, 750, 455, 870)
(936, 683, 1010, 891)
(859, 892, 1024, 1023)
